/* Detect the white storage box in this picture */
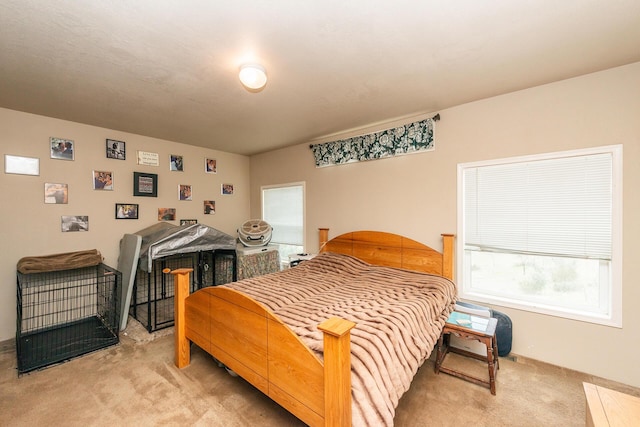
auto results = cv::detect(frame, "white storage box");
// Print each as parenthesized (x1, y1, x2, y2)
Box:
(236, 243, 279, 256)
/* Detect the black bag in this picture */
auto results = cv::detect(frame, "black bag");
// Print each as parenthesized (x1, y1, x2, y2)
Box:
(491, 309, 513, 357)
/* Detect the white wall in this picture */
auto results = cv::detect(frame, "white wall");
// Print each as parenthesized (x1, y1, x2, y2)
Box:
(249, 62, 640, 387)
(0, 108, 250, 341)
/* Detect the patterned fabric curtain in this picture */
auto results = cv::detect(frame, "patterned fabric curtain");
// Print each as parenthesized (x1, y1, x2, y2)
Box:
(310, 116, 436, 167)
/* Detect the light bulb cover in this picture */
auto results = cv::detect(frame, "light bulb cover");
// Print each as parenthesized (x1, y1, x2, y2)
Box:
(239, 64, 267, 91)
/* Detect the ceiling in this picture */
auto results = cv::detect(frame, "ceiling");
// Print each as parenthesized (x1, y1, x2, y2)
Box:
(1, 1, 639, 156)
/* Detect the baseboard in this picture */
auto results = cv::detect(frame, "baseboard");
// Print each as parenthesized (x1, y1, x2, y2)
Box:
(0, 338, 15, 354)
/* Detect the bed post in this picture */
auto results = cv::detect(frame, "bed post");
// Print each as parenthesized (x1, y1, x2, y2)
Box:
(319, 228, 329, 252)
(318, 317, 356, 427)
(165, 267, 194, 368)
(441, 234, 455, 281)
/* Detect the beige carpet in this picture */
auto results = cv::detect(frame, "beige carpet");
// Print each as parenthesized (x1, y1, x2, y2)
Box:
(2, 318, 639, 426)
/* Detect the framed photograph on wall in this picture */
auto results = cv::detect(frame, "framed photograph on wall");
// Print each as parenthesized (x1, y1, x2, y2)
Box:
(204, 200, 215, 214)
(50, 137, 74, 160)
(61, 215, 88, 232)
(115, 203, 139, 219)
(133, 172, 158, 197)
(170, 154, 184, 171)
(158, 208, 176, 221)
(205, 158, 217, 173)
(44, 183, 68, 204)
(179, 184, 192, 201)
(106, 139, 126, 160)
(93, 170, 113, 190)
(221, 183, 234, 195)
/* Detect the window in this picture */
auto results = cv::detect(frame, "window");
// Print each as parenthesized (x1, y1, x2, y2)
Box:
(457, 145, 622, 326)
(262, 182, 305, 266)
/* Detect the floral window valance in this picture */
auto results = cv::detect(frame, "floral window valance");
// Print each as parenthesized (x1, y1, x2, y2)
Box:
(309, 115, 438, 168)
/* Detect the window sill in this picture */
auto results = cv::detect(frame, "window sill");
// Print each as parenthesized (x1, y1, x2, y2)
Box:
(460, 291, 622, 328)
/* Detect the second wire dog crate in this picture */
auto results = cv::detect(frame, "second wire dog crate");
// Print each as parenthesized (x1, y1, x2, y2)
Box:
(129, 220, 238, 333)
(16, 255, 120, 374)
(130, 250, 236, 332)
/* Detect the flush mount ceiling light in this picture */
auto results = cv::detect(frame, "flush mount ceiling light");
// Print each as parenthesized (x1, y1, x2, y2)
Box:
(238, 64, 267, 91)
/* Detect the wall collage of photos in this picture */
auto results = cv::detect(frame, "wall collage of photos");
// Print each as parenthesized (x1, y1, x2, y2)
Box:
(4, 137, 235, 232)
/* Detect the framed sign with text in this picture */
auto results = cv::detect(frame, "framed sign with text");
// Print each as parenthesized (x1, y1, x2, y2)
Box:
(136, 150, 159, 166)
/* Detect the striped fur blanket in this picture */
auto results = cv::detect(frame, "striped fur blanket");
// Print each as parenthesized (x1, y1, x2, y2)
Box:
(225, 252, 457, 426)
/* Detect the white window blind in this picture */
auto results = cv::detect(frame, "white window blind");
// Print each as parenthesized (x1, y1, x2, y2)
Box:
(262, 185, 304, 246)
(464, 152, 613, 261)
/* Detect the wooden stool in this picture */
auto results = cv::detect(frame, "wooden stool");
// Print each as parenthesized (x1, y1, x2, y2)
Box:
(434, 312, 499, 395)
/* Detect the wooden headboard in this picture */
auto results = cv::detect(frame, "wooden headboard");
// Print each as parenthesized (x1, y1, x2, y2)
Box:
(318, 228, 454, 280)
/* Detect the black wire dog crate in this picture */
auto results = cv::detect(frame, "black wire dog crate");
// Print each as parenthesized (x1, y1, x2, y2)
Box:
(200, 249, 237, 288)
(130, 250, 236, 332)
(16, 264, 121, 374)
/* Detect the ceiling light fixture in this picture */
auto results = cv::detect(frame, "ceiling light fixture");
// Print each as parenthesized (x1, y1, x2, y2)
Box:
(239, 64, 267, 92)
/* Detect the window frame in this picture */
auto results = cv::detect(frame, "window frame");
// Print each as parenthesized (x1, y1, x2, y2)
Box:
(456, 145, 623, 327)
(260, 181, 306, 261)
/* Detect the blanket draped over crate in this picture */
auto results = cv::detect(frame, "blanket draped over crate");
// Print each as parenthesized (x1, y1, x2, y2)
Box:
(17, 249, 103, 274)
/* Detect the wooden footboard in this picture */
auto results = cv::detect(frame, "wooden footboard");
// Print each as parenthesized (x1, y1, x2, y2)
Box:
(170, 267, 356, 427)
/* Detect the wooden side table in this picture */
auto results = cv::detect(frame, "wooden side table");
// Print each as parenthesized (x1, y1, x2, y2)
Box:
(434, 311, 499, 395)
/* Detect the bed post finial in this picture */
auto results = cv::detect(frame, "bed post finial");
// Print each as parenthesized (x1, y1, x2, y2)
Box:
(319, 228, 329, 252)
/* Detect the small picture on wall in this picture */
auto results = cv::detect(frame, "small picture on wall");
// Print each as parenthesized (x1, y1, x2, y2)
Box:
(222, 183, 234, 195)
(205, 158, 217, 173)
(44, 183, 68, 204)
(180, 219, 198, 226)
(5, 155, 39, 176)
(50, 137, 74, 160)
(115, 203, 139, 219)
(204, 200, 215, 214)
(106, 139, 126, 160)
(93, 170, 113, 190)
(133, 172, 158, 197)
(61, 215, 88, 232)
(170, 154, 184, 171)
(179, 184, 192, 201)
(158, 208, 176, 221)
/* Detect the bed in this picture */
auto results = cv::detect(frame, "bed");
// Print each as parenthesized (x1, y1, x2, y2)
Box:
(171, 229, 457, 426)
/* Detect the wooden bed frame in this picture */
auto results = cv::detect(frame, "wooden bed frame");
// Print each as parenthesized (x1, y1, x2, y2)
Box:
(171, 229, 454, 427)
